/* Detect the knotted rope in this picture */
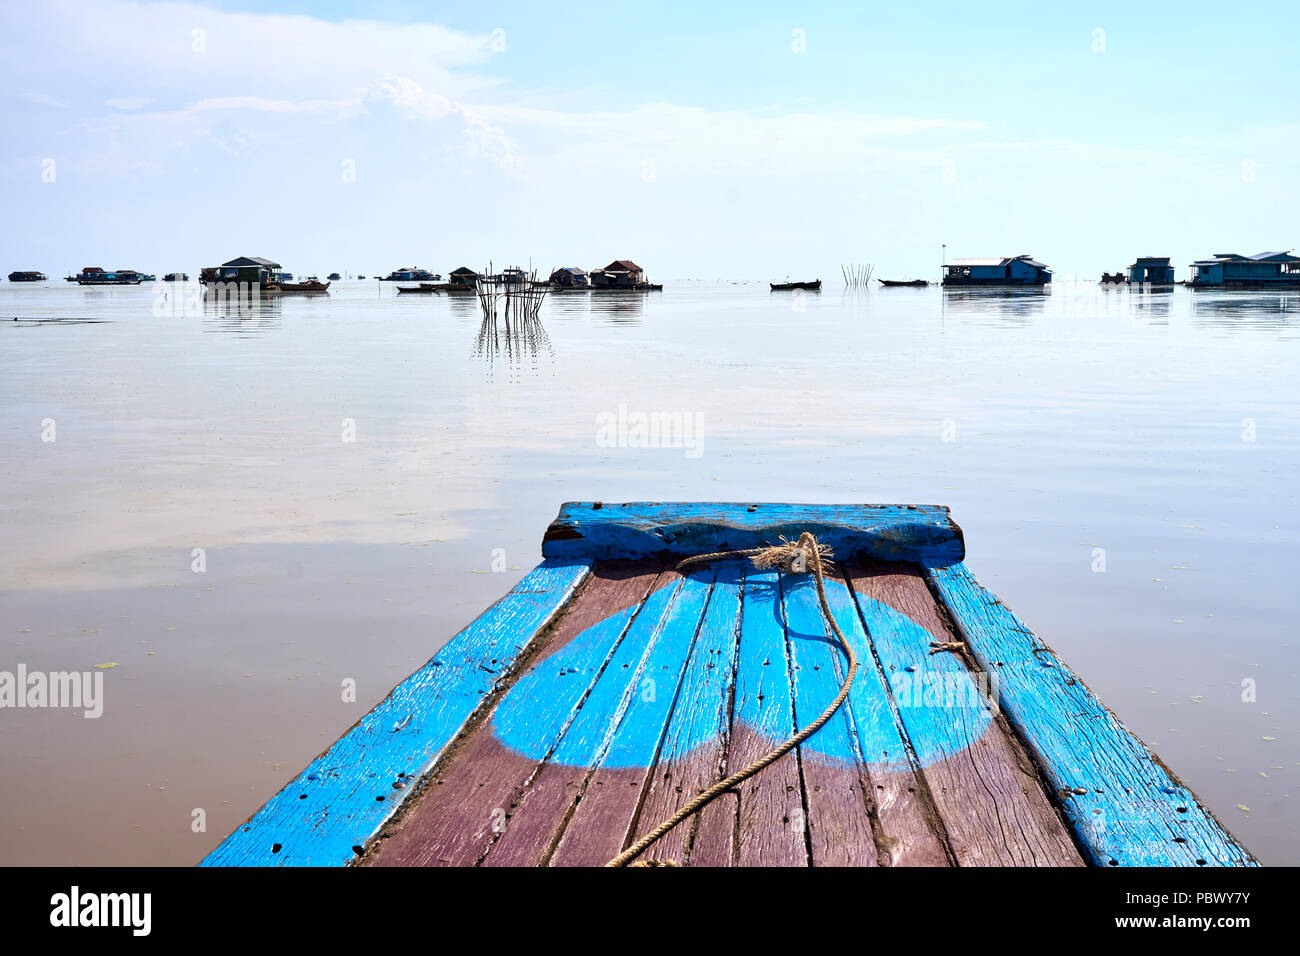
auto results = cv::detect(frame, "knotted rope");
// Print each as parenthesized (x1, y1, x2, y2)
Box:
(605, 532, 857, 867)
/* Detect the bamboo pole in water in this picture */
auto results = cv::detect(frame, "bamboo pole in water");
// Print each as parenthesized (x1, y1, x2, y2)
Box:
(841, 263, 874, 288)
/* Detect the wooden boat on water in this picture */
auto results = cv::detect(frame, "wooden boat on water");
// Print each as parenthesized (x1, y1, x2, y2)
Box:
(878, 279, 929, 287)
(267, 279, 330, 293)
(770, 279, 821, 291)
(396, 282, 472, 294)
(202, 502, 1255, 868)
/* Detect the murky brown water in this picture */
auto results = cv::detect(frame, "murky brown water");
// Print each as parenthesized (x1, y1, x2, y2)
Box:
(1, 279, 1296, 864)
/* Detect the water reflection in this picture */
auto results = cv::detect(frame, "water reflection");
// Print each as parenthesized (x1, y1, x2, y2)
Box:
(472, 306, 553, 379)
(941, 286, 1049, 324)
(1190, 291, 1300, 331)
(445, 289, 481, 321)
(201, 289, 283, 334)
(586, 290, 647, 324)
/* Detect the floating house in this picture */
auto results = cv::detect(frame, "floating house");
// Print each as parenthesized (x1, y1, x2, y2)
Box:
(203, 256, 281, 285)
(382, 267, 437, 282)
(591, 259, 644, 289)
(942, 255, 1051, 286)
(7, 270, 47, 282)
(448, 266, 480, 289)
(548, 266, 589, 289)
(1127, 257, 1175, 284)
(1188, 251, 1300, 288)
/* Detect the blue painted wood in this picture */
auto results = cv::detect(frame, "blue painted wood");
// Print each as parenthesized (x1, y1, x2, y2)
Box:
(200, 558, 591, 867)
(726, 569, 807, 865)
(630, 564, 744, 862)
(925, 561, 1257, 867)
(542, 502, 963, 565)
(549, 568, 716, 865)
(846, 561, 1081, 865)
(780, 573, 877, 865)
(791, 570, 951, 865)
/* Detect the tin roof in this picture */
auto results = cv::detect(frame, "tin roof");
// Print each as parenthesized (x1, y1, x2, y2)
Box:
(222, 256, 280, 268)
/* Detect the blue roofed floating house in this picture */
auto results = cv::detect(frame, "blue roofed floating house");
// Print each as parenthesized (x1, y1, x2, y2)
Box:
(1128, 256, 1175, 285)
(942, 254, 1051, 286)
(1188, 251, 1300, 288)
(548, 266, 589, 289)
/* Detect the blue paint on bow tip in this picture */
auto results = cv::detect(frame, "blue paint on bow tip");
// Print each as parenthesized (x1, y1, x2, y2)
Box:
(491, 576, 992, 771)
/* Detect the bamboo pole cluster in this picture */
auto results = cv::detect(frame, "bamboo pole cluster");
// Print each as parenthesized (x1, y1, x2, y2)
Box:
(473, 262, 552, 374)
(841, 263, 875, 288)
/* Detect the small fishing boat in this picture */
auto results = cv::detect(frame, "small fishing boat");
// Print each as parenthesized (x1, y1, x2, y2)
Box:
(203, 502, 1255, 868)
(267, 279, 330, 293)
(395, 284, 438, 294)
(770, 279, 821, 291)
(328, 273, 341, 281)
(7, 270, 47, 282)
(878, 279, 929, 287)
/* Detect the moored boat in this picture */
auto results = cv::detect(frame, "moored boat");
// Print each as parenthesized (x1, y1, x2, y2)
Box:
(267, 279, 330, 293)
(202, 501, 1255, 868)
(328, 272, 341, 281)
(770, 279, 821, 291)
(877, 279, 929, 287)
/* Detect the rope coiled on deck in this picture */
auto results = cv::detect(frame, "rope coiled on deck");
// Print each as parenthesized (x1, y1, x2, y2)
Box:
(605, 532, 858, 867)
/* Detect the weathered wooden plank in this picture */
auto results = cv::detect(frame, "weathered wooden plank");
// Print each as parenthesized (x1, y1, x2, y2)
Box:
(201, 559, 592, 867)
(845, 559, 1084, 867)
(481, 570, 686, 866)
(780, 574, 879, 866)
(926, 561, 1258, 867)
(543, 502, 963, 565)
(625, 563, 744, 864)
(548, 568, 717, 866)
(693, 569, 808, 866)
(806, 570, 951, 866)
(364, 560, 664, 866)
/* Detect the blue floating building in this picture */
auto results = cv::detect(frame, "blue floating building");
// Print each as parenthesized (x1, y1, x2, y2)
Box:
(1128, 257, 1175, 284)
(942, 254, 1051, 286)
(1188, 251, 1300, 288)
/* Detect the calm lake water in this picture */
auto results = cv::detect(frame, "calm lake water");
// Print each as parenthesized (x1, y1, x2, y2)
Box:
(1, 279, 1297, 865)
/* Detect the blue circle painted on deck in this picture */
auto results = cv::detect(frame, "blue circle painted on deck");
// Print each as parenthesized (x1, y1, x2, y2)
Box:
(491, 577, 991, 771)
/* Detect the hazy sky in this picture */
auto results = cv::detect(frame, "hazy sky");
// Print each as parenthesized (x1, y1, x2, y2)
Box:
(2, 1, 1296, 280)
